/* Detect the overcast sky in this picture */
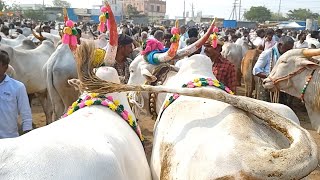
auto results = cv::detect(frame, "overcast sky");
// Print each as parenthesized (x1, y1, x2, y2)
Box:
(5, 0, 320, 19)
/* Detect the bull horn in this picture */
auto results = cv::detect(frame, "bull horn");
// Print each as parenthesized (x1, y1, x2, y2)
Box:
(89, 26, 98, 38)
(77, 62, 318, 179)
(302, 49, 320, 57)
(175, 18, 217, 59)
(32, 23, 45, 41)
(103, 1, 118, 66)
(152, 20, 180, 63)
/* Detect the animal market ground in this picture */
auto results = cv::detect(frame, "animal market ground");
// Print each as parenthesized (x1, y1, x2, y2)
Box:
(29, 85, 320, 179)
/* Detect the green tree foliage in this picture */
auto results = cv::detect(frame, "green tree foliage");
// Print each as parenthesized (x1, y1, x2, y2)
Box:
(52, 0, 71, 8)
(287, 8, 319, 20)
(0, 0, 6, 11)
(126, 4, 140, 18)
(270, 12, 288, 21)
(243, 6, 272, 23)
(23, 9, 46, 20)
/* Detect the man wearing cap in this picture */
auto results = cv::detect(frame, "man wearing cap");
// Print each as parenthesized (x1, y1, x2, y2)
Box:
(253, 36, 294, 102)
(113, 34, 134, 84)
(204, 37, 237, 93)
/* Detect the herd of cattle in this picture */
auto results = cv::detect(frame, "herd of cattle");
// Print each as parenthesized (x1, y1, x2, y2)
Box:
(0, 8, 320, 179)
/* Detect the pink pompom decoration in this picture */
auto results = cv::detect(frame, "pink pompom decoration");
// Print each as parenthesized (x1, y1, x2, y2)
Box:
(65, 20, 74, 28)
(62, 34, 70, 44)
(107, 96, 113, 102)
(213, 27, 219, 33)
(171, 27, 179, 35)
(121, 112, 129, 120)
(212, 40, 218, 48)
(99, 23, 106, 33)
(78, 102, 86, 108)
(101, 100, 108, 106)
(70, 35, 77, 46)
(101, 6, 108, 13)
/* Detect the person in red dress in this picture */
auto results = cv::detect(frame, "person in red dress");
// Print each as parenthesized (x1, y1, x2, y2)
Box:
(204, 37, 237, 93)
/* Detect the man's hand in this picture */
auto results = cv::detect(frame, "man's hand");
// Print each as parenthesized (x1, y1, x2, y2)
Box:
(256, 73, 267, 79)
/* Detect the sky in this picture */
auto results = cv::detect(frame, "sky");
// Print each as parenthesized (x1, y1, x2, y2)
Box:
(5, 0, 320, 19)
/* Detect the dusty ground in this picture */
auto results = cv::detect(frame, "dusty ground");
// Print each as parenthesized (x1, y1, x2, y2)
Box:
(30, 85, 320, 179)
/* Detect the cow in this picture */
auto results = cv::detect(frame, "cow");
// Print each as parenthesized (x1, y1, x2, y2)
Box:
(0, 34, 27, 47)
(241, 49, 262, 97)
(125, 21, 318, 179)
(89, 53, 318, 179)
(0, 41, 151, 180)
(221, 42, 245, 85)
(44, 44, 79, 120)
(14, 39, 37, 50)
(45, 1, 119, 120)
(0, 40, 55, 124)
(263, 48, 320, 133)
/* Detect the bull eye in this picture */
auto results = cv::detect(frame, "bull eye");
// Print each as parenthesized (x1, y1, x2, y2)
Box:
(281, 61, 287, 63)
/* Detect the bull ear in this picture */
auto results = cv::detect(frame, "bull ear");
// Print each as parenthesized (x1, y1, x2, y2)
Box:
(141, 68, 157, 82)
(300, 60, 320, 70)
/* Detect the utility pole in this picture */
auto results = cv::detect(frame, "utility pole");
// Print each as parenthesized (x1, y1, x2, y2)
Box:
(277, 0, 282, 22)
(238, 0, 241, 21)
(183, 0, 186, 18)
(229, 0, 238, 20)
(191, 2, 194, 20)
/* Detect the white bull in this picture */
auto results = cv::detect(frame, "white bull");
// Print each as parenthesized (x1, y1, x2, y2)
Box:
(44, 44, 79, 120)
(221, 42, 245, 85)
(128, 54, 318, 179)
(45, 4, 119, 120)
(0, 40, 55, 124)
(263, 49, 320, 133)
(0, 34, 27, 47)
(0, 64, 151, 180)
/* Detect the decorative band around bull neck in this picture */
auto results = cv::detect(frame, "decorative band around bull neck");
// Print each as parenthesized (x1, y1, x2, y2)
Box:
(62, 93, 144, 143)
(163, 78, 234, 110)
(300, 70, 316, 103)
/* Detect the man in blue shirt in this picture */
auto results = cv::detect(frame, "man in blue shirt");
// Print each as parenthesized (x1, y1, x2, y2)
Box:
(0, 50, 32, 138)
(253, 36, 294, 102)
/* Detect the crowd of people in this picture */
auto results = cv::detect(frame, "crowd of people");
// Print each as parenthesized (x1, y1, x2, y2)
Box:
(0, 17, 320, 139)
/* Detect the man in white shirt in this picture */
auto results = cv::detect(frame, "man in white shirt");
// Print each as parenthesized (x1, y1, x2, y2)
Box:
(252, 29, 265, 47)
(0, 50, 32, 138)
(253, 36, 294, 102)
(294, 33, 308, 49)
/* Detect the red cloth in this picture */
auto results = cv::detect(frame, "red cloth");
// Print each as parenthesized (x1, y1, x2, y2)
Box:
(212, 55, 237, 93)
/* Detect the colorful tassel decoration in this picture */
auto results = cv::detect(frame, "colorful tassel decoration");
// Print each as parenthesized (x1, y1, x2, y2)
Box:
(62, 20, 78, 51)
(99, 5, 109, 33)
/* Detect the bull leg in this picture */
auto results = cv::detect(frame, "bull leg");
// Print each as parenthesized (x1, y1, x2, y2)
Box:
(35, 91, 53, 125)
(28, 94, 35, 107)
(237, 68, 242, 86)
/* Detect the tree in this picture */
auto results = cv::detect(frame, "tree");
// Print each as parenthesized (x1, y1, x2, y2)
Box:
(126, 4, 140, 18)
(287, 8, 319, 20)
(52, 0, 71, 8)
(0, 0, 5, 11)
(243, 6, 272, 23)
(270, 12, 288, 21)
(23, 9, 46, 20)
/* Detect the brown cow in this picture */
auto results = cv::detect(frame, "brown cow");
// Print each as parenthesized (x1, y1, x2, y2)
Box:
(241, 49, 262, 97)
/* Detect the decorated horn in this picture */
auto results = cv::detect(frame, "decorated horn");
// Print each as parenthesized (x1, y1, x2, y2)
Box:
(174, 18, 217, 59)
(103, 0, 118, 66)
(152, 19, 180, 63)
(32, 23, 45, 41)
(63, 8, 68, 23)
(302, 49, 320, 57)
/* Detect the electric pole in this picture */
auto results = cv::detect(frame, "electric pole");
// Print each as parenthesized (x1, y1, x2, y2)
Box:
(238, 0, 241, 21)
(191, 2, 194, 20)
(277, 0, 282, 22)
(183, 0, 186, 18)
(229, 0, 238, 20)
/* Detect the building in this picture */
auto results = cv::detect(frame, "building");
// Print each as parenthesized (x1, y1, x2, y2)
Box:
(122, 0, 166, 21)
(19, 4, 44, 10)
